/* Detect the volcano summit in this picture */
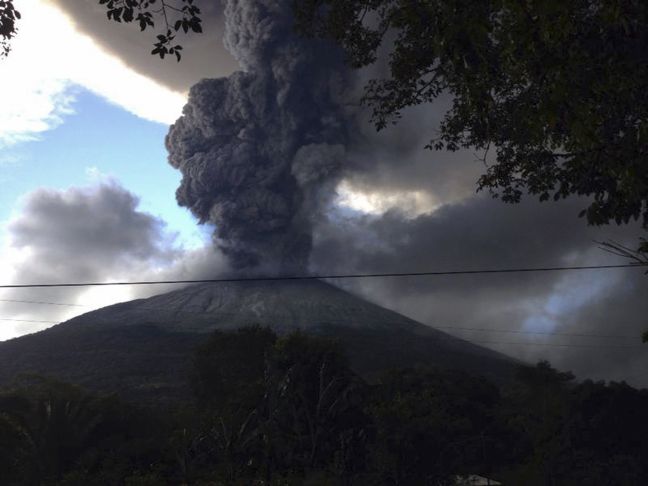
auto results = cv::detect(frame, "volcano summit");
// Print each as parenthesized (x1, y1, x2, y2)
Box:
(0, 280, 520, 403)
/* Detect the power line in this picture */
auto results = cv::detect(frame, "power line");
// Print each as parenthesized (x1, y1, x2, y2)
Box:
(0, 319, 643, 350)
(439, 325, 641, 340)
(0, 299, 644, 341)
(459, 339, 645, 349)
(0, 318, 58, 324)
(0, 263, 645, 289)
(0, 263, 645, 350)
(4, 321, 640, 349)
(1, 313, 641, 349)
(0, 298, 87, 307)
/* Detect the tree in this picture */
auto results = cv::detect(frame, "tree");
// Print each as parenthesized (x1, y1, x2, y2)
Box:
(367, 367, 513, 485)
(0, 376, 175, 485)
(0, 0, 202, 60)
(503, 361, 574, 483)
(189, 328, 368, 482)
(599, 239, 648, 270)
(0, 377, 108, 483)
(264, 332, 367, 474)
(191, 325, 276, 411)
(190, 326, 277, 481)
(0, 0, 19, 57)
(555, 379, 648, 484)
(295, 1, 648, 243)
(501, 363, 648, 484)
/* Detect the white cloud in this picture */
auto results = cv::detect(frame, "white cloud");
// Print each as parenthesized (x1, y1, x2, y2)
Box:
(84, 165, 110, 181)
(0, 0, 186, 148)
(335, 179, 440, 217)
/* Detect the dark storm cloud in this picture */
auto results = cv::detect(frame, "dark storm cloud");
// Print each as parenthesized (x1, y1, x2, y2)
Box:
(0, 183, 175, 331)
(166, 0, 352, 272)
(313, 196, 624, 278)
(345, 99, 484, 206)
(49, 0, 238, 92)
(311, 195, 648, 386)
(0, 182, 228, 336)
(8, 182, 174, 284)
(551, 271, 648, 384)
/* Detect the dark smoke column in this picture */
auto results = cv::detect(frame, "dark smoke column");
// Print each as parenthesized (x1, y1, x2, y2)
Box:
(166, 0, 349, 274)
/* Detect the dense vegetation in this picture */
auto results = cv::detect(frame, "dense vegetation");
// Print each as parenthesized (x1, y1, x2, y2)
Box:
(2, 326, 648, 485)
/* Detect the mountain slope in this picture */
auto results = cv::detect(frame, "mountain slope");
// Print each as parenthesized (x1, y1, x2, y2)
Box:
(0, 280, 522, 403)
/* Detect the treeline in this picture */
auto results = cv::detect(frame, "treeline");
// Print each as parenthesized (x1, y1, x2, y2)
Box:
(1, 326, 648, 485)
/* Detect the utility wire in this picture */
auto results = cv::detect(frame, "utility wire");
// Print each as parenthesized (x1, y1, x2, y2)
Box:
(5, 319, 643, 349)
(1, 263, 645, 349)
(2, 320, 643, 350)
(0, 298, 644, 341)
(0, 298, 87, 307)
(457, 339, 645, 349)
(438, 326, 641, 340)
(0, 318, 58, 324)
(2, 313, 643, 349)
(0, 263, 645, 289)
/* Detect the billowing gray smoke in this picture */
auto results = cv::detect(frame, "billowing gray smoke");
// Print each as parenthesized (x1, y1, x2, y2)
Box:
(166, 0, 350, 273)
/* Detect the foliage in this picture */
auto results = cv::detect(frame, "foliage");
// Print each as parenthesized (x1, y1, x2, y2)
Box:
(191, 325, 276, 411)
(0, 0, 19, 57)
(188, 326, 277, 482)
(295, 0, 648, 233)
(0, 375, 174, 485)
(499, 361, 648, 485)
(367, 367, 512, 485)
(501, 361, 575, 483)
(0, 0, 201, 61)
(0, 376, 110, 484)
(2, 335, 648, 484)
(554, 380, 648, 484)
(263, 332, 368, 475)
(187, 328, 369, 483)
(98, 0, 202, 60)
(598, 239, 648, 278)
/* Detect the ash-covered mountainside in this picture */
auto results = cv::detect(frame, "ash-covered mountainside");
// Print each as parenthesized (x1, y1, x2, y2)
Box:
(0, 280, 521, 402)
(64, 279, 427, 333)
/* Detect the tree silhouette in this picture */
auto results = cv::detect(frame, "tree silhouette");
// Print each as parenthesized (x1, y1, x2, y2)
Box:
(0, 0, 201, 60)
(296, 1, 648, 246)
(0, 376, 107, 483)
(188, 328, 368, 482)
(264, 332, 367, 472)
(190, 326, 276, 481)
(0, 0, 19, 57)
(367, 367, 509, 485)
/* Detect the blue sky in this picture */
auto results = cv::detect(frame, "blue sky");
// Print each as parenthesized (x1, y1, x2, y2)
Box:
(0, 0, 224, 341)
(0, 88, 205, 249)
(0, 0, 201, 251)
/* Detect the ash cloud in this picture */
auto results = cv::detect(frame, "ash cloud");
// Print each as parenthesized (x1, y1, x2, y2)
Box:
(166, 0, 351, 273)
(7, 182, 174, 284)
(311, 196, 648, 386)
(0, 182, 228, 340)
(51, 0, 648, 385)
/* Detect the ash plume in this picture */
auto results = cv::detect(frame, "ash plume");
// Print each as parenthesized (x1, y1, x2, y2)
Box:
(166, 0, 351, 273)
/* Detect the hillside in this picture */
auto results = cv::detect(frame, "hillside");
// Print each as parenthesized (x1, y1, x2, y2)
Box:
(0, 280, 521, 403)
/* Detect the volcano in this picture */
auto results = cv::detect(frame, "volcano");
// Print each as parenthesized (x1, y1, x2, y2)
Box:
(0, 280, 521, 403)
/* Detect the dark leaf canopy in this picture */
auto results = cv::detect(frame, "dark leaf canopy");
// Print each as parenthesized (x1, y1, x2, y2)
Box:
(295, 0, 648, 230)
(0, 0, 20, 57)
